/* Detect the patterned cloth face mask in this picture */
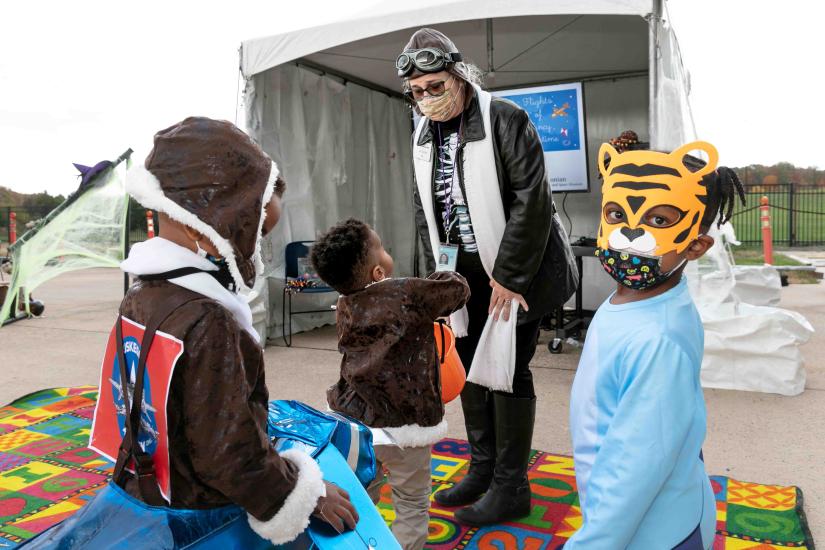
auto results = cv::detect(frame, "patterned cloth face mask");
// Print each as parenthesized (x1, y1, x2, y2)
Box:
(597, 248, 687, 290)
(595, 140, 719, 290)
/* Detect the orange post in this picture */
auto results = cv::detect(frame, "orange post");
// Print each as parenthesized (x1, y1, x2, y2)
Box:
(760, 196, 773, 265)
(9, 212, 16, 244)
(146, 210, 155, 239)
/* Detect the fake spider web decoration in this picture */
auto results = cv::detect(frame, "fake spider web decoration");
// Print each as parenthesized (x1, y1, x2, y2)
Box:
(0, 150, 132, 325)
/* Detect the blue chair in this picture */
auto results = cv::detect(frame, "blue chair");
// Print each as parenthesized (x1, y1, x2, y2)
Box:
(282, 241, 337, 347)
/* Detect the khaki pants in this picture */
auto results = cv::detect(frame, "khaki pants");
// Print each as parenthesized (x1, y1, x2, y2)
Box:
(367, 445, 431, 550)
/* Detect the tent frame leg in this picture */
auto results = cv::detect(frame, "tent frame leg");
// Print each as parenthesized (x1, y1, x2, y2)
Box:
(647, 0, 663, 143)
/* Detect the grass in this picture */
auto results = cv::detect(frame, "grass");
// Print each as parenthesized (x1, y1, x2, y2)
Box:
(786, 271, 822, 284)
(731, 248, 805, 266)
(731, 247, 823, 284)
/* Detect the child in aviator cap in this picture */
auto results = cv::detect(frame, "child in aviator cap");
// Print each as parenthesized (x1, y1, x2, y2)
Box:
(86, 117, 357, 547)
(311, 218, 470, 550)
(566, 137, 745, 548)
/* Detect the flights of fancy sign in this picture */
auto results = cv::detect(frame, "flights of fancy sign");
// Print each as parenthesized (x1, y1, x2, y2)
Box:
(493, 82, 589, 192)
(89, 317, 184, 502)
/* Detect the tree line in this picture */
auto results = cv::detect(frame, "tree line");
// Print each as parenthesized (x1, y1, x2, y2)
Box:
(734, 163, 824, 187)
(0, 186, 66, 209)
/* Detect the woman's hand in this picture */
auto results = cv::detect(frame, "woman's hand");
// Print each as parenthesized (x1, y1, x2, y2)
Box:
(313, 481, 359, 533)
(488, 279, 528, 322)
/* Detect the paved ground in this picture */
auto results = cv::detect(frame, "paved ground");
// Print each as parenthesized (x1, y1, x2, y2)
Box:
(1, 267, 822, 541)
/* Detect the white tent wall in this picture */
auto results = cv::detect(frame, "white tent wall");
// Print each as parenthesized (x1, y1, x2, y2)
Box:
(244, 63, 415, 342)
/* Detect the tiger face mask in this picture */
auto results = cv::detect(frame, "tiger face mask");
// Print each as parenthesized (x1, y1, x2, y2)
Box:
(596, 141, 719, 289)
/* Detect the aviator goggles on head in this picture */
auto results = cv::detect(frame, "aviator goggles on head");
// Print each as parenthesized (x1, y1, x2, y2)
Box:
(396, 47, 463, 77)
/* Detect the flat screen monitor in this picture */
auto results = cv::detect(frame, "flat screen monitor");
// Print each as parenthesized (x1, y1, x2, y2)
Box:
(491, 81, 589, 193)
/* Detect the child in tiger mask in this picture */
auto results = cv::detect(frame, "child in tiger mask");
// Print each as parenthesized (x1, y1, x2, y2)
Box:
(565, 136, 745, 549)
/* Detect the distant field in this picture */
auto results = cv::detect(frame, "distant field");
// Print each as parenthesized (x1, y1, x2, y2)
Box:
(731, 187, 825, 246)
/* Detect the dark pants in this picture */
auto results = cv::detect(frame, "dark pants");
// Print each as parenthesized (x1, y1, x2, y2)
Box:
(454, 252, 541, 398)
(672, 522, 704, 549)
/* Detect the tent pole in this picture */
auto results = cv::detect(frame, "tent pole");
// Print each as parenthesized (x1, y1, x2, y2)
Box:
(295, 59, 404, 99)
(124, 198, 131, 295)
(648, 0, 663, 143)
(487, 70, 647, 93)
(486, 19, 494, 73)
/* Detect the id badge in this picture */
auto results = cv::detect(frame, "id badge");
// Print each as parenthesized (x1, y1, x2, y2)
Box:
(436, 244, 459, 272)
(415, 143, 432, 162)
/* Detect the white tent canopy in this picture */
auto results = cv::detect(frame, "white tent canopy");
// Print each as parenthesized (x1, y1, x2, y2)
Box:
(241, 0, 657, 82)
(240, 0, 697, 342)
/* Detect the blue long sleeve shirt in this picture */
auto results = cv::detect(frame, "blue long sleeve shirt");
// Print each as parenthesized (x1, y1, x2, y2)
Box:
(566, 277, 716, 549)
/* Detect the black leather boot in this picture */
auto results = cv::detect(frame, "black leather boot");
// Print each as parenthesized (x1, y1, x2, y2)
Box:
(434, 382, 495, 507)
(454, 393, 536, 526)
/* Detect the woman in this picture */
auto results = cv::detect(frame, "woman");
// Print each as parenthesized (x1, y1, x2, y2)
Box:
(398, 29, 577, 526)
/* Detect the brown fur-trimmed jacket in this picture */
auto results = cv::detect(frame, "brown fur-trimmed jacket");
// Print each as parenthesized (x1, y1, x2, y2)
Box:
(327, 272, 470, 447)
(118, 279, 323, 544)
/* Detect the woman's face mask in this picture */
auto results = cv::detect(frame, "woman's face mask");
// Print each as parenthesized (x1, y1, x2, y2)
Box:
(416, 76, 461, 121)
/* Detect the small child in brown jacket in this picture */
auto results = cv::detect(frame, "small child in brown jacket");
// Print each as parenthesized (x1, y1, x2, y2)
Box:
(311, 218, 470, 549)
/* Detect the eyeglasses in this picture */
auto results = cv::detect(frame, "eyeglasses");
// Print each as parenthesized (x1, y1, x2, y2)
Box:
(407, 77, 454, 101)
(396, 48, 463, 78)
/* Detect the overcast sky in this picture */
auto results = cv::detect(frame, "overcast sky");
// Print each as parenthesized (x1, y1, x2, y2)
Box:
(1, 0, 822, 196)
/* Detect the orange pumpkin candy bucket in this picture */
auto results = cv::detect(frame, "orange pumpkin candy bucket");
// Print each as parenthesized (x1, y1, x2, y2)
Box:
(434, 321, 466, 403)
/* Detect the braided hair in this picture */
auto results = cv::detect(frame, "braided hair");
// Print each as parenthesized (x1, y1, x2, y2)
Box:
(700, 166, 747, 230)
(679, 154, 746, 228)
(609, 130, 642, 153)
(600, 130, 650, 177)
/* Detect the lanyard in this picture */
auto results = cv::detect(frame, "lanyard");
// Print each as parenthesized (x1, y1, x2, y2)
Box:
(435, 115, 463, 243)
(435, 122, 454, 239)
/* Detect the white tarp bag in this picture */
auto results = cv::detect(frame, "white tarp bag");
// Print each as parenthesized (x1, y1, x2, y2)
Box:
(698, 300, 813, 396)
(731, 265, 782, 307)
(686, 224, 814, 396)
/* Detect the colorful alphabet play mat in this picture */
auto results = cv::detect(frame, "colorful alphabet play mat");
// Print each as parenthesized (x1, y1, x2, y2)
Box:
(0, 387, 814, 549)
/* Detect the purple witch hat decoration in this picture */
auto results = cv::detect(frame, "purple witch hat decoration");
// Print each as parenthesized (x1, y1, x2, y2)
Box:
(73, 160, 113, 187)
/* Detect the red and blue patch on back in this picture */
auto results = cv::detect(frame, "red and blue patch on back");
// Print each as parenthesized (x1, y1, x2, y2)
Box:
(89, 317, 184, 503)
